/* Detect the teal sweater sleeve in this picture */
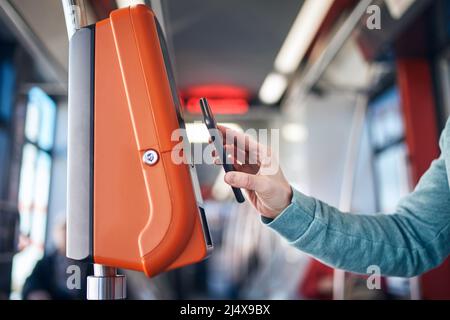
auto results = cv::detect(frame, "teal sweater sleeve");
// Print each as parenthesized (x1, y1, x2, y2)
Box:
(264, 138, 450, 277)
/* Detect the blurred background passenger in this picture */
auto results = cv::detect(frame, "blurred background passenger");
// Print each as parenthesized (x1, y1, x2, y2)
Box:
(22, 221, 92, 300)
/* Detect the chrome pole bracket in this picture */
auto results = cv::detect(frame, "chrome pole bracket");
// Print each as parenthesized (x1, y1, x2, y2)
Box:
(61, 0, 88, 39)
(87, 265, 127, 300)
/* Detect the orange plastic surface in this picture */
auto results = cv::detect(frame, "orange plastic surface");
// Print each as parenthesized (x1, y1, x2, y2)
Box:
(93, 5, 208, 276)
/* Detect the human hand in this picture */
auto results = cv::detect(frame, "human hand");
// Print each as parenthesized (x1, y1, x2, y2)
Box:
(215, 125, 292, 219)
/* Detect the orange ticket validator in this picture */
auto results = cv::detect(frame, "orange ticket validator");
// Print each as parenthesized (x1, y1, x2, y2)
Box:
(67, 5, 212, 277)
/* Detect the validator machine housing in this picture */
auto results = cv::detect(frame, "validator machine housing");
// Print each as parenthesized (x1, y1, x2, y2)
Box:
(66, 4, 213, 299)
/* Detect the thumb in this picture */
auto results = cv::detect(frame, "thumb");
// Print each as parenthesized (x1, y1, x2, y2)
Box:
(224, 172, 268, 194)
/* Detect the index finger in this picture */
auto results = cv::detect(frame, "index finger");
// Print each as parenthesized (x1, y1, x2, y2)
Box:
(217, 125, 269, 163)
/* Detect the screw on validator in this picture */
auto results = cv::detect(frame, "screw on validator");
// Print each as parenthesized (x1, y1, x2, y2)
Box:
(143, 149, 159, 166)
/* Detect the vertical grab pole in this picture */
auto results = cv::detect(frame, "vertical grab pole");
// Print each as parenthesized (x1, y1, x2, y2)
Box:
(332, 66, 374, 300)
(62, 0, 127, 300)
(332, 94, 368, 300)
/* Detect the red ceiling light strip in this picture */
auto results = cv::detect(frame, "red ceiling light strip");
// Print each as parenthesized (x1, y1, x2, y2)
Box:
(185, 98, 249, 115)
(182, 84, 250, 115)
(184, 85, 250, 100)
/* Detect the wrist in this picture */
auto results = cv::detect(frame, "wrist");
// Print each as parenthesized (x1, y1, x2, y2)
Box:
(286, 185, 293, 204)
(265, 185, 293, 220)
(279, 185, 293, 215)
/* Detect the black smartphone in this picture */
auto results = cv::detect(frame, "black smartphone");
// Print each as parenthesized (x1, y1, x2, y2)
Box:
(199, 98, 245, 203)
